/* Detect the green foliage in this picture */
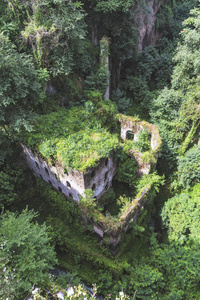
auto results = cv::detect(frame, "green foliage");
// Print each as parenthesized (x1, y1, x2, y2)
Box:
(23, 102, 119, 171)
(178, 120, 199, 155)
(172, 5, 200, 91)
(116, 153, 138, 187)
(150, 88, 185, 124)
(173, 97, 200, 143)
(150, 88, 186, 165)
(156, 0, 198, 41)
(2, 0, 200, 299)
(94, 0, 133, 13)
(151, 243, 200, 298)
(161, 185, 200, 244)
(177, 145, 200, 188)
(85, 37, 110, 95)
(0, 168, 22, 208)
(0, 34, 42, 134)
(99, 187, 116, 208)
(0, 0, 31, 42)
(0, 130, 14, 166)
(128, 264, 165, 300)
(134, 129, 151, 152)
(84, 68, 109, 95)
(22, 0, 86, 77)
(79, 189, 96, 210)
(136, 172, 165, 195)
(56, 129, 119, 171)
(0, 208, 57, 299)
(149, 2, 200, 168)
(112, 89, 130, 114)
(123, 45, 174, 110)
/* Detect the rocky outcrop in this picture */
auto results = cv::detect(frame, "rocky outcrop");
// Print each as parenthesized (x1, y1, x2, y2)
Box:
(135, 0, 162, 51)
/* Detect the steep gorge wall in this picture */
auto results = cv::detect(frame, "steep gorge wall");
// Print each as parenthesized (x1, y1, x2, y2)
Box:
(135, 0, 162, 51)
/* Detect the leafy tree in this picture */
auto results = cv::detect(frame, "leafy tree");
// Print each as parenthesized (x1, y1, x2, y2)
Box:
(116, 153, 138, 187)
(177, 145, 200, 188)
(0, 170, 19, 209)
(0, 208, 57, 299)
(22, 0, 86, 77)
(111, 89, 130, 113)
(92, 0, 133, 13)
(150, 88, 185, 124)
(0, 0, 31, 42)
(150, 88, 186, 166)
(128, 264, 165, 300)
(0, 130, 13, 166)
(161, 183, 200, 244)
(151, 243, 200, 298)
(0, 34, 42, 134)
(172, 4, 200, 92)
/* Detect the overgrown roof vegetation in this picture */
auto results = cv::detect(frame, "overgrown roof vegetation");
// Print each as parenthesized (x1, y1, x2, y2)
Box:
(22, 99, 119, 171)
(22, 97, 162, 172)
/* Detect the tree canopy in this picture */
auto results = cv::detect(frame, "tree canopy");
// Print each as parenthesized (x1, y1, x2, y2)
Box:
(0, 209, 57, 299)
(0, 34, 41, 134)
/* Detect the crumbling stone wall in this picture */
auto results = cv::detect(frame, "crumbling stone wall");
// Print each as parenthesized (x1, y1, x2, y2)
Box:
(82, 185, 151, 254)
(84, 155, 116, 199)
(22, 144, 84, 201)
(119, 118, 160, 152)
(118, 114, 162, 175)
(21, 145, 116, 202)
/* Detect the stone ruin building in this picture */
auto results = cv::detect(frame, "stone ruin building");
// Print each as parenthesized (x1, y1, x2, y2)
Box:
(21, 145, 116, 202)
(22, 114, 162, 253)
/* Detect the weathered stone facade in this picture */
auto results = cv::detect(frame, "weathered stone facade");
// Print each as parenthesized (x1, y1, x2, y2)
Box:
(21, 145, 116, 202)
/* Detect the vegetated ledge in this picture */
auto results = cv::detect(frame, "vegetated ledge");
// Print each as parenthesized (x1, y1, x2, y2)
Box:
(21, 107, 119, 172)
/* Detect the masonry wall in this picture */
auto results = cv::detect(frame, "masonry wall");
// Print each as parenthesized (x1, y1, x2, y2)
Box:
(84, 154, 117, 199)
(21, 145, 84, 201)
(120, 119, 161, 152)
(22, 145, 117, 202)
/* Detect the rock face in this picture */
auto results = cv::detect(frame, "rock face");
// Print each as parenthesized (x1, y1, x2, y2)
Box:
(135, 0, 162, 51)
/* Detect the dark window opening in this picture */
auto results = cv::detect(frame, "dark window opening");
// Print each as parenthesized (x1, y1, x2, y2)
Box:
(58, 187, 62, 193)
(35, 161, 39, 168)
(66, 181, 71, 188)
(104, 171, 108, 181)
(44, 167, 49, 176)
(126, 131, 134, 140)
(105, 158, 108, 166)
(92, 183, 96, 191)
(91, 170, 95, 178)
